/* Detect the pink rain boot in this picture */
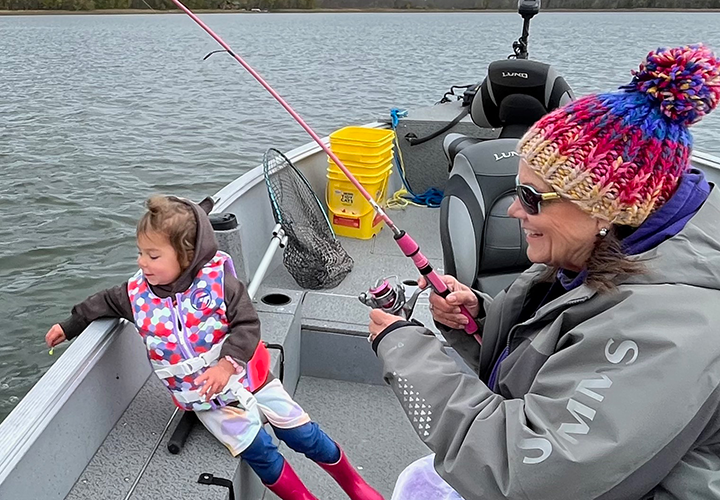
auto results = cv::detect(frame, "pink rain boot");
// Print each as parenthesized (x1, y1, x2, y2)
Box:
(317, 446, 385, 500)
(265, 461, 319, 500)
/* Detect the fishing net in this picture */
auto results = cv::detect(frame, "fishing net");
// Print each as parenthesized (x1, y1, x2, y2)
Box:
(262, 148, 353, 289)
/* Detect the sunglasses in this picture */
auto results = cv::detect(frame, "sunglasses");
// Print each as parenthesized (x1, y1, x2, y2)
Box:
(515, 176, 561, 215)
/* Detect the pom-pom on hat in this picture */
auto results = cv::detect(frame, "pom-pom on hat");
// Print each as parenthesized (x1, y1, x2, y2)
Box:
(518, 44, 720, 227)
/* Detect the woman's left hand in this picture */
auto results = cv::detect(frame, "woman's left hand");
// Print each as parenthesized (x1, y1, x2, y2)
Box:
(369, 309, 406, 342)
(195, 359, 235, 400)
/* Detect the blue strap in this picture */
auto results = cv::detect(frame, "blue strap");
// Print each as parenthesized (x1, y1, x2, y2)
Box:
(406, 188, 444, 208)
(390, 107, 408, 129)
(389, 108, 444, 208)
(487, 346, 510, 393)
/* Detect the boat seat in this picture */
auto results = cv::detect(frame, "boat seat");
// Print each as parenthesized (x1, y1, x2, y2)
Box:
(443, 58, 574, 165)
(440, 138, 531, 296)
(440, 59, 574, 295)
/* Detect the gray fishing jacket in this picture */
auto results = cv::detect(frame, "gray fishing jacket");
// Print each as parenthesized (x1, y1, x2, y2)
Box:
(374, 188, 720, 499)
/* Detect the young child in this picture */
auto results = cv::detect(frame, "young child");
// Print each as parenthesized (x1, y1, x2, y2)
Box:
(45, 195, 384, 500)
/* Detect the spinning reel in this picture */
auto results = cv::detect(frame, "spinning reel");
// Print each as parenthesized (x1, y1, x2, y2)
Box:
(358, 276, 424, 320)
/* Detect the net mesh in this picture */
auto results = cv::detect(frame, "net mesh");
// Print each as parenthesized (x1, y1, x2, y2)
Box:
(263, 148, 353, 289)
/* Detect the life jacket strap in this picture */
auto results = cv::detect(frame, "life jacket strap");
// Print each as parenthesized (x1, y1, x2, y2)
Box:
(153, 339, 226, 379)
(172, 373, 256, 412)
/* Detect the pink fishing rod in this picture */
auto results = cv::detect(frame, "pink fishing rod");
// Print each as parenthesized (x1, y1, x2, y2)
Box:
(170, 0, 480, 341)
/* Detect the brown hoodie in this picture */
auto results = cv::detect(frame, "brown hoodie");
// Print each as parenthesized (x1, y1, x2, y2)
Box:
(58, 197, 261, 366)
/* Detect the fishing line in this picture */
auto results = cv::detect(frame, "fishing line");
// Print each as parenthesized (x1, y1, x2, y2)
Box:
(167, 0, 480, 340)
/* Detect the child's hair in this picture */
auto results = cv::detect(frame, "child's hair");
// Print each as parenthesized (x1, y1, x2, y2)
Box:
(137, 196, 197, 270)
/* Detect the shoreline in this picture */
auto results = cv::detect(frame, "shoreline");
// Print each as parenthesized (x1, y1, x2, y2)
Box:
(2, 7, 720, 15)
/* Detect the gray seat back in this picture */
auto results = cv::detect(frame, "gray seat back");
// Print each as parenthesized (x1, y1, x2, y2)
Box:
(440, 138, 530, 296)
(443, 59, 574, 165)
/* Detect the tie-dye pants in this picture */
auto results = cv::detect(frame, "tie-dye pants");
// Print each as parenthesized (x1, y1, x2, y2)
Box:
(195, 378, 311, 456)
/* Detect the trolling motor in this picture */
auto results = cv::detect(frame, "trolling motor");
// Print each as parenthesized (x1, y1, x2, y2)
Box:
(358, 276, 423, 320)
(511, 0, 541, 59)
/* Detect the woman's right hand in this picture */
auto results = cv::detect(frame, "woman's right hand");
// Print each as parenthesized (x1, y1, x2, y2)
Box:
(45, 324, 67, 348)
(418, 274, 480, 330)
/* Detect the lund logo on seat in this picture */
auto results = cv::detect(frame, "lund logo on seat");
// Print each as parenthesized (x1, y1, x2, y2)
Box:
(519, 338, 639, 465)
(494, 151, 519, 161)
(502, 72, 528, 78)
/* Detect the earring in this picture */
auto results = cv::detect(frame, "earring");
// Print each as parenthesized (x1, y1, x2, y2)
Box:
(598, 227, 609, 237)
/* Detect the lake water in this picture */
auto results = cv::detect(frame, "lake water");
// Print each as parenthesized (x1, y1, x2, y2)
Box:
(1, 11, 720, 421)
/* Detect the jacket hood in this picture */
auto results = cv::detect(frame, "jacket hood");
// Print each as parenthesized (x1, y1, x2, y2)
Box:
(627, 184, 720, 290)
(150, 196, 218, 298)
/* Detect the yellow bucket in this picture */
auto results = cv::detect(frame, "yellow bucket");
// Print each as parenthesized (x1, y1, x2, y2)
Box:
(330, 143, 394, 167)
(329, 127, 395, 156)
(326, 165, 392, 240)
(328, 157, 393, 178)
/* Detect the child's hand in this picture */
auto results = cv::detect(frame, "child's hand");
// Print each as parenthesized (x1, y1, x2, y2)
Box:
(195, 359, 235, 401)
(45, 324, 67, 348)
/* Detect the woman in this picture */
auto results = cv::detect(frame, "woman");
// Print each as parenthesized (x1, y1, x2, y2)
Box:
(368, 44, 720, 500)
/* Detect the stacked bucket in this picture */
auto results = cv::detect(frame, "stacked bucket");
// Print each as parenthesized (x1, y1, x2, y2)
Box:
(326, 126, 395, 239)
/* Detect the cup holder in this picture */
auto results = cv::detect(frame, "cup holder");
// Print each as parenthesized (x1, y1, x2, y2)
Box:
(260, 293, 292, 307)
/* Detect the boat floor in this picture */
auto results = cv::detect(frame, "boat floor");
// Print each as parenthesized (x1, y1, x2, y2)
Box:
(268, 376, 428, 499)
(66, 375, 428, 500)
(66, 205, 440, 499)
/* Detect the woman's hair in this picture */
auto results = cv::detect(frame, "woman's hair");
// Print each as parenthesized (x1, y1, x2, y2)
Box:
(541, 226, 645, 293)
(136, 196, 197, 270)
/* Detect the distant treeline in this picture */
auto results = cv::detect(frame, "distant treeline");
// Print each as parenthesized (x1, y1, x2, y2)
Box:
(0, 0, 314, 9)
(1, 0, 718, 11)
(320, 0, 720, 8)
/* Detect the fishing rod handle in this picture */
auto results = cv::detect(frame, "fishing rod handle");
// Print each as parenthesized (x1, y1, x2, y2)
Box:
(394, 231, 481, 341)
(426, 274, 479, 336)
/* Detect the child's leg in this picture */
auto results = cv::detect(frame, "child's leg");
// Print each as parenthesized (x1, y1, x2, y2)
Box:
(195, 405, 264, 457)
(241, 429, 320, 500)
(195, 404, 318, 499)
(238, 427, 284, 484)
(254, 379, 385, 500)
(272, 421, 340, 464)
(250, 378, 335, 460)
(194, 405, 283, 482)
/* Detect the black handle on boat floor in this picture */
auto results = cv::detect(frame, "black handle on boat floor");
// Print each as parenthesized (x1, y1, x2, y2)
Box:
(167, 410, 198, 454)
(198, 473, 235, 498)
